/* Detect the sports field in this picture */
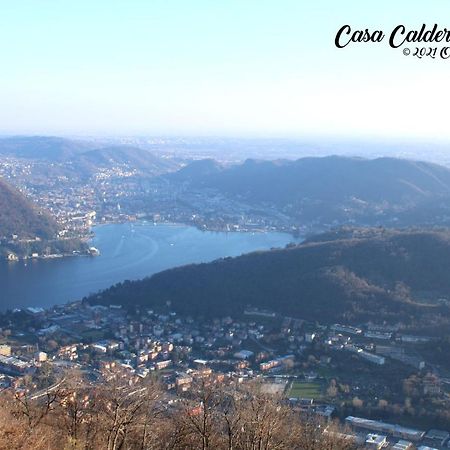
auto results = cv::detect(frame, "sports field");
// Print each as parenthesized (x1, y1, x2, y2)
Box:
(287, 381, 322, 399)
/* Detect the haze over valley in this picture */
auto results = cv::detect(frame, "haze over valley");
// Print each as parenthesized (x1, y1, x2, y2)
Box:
(4, 136, 450, 260)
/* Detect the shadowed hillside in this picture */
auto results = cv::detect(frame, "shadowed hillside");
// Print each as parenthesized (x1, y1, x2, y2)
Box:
(0, 177, 58, 239)
(180, 156, 450, 203)
(165, 156, 450, 227)
(88, 228, 450, 331)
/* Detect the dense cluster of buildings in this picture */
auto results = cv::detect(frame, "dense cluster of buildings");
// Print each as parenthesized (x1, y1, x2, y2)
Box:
(0, 155, 306, 242)
(0, 301, 448, 448)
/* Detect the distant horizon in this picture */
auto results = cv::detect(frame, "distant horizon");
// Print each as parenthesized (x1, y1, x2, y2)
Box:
(1, 133, 450, 145)
(2, 133, 450, 167)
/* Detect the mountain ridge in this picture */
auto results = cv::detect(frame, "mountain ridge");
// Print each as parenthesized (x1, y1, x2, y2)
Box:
(179, 156, 450, 203)
(0, 136, 91, 161)
(164, 155, 450, 227)
(71, 145, 177, 176)
(87, 227, 450, 333)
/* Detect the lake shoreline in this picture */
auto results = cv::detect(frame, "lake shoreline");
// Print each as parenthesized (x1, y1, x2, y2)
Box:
(0, 222, 301, 311)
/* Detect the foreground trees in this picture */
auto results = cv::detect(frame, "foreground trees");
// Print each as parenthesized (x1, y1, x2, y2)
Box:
(0, 377, 358, 450)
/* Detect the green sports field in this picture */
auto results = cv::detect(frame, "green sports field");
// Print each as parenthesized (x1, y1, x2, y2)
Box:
(287, 381, 322, 399)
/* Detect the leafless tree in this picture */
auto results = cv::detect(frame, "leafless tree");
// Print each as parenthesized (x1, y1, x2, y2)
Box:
(0, 375, 360, 450)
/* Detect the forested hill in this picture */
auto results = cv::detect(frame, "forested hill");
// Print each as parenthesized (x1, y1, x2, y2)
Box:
(71, 145, 178, 176)
(87, 228, 450, 330)
(0, 177, 58, 239)
(0, 136, 179, 176)
(166, 156, 450, 226)
(0, 136, 90, 161)
(176, 156, 450, 204)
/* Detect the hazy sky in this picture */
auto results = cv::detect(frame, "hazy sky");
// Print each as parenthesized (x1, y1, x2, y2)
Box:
(1, 1, 450, 139)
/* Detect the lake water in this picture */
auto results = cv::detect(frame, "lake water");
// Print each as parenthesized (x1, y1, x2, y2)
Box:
(0, 222, 300, 311)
